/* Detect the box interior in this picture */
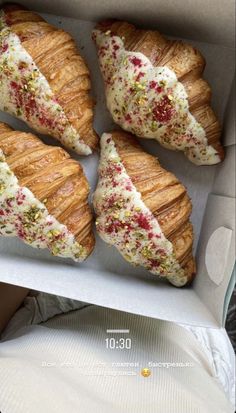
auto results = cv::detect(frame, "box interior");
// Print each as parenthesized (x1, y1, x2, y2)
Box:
(0, 0, 235, 327)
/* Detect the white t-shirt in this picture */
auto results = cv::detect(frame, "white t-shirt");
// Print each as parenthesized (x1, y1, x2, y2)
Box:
(0, 293, 235, 413)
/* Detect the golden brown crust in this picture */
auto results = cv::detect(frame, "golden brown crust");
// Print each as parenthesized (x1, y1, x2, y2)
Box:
(96, 20, 224, 161)
(0, 122, 95, 255)
(3, 4, 98, 151)
(111, 130, 196, 283)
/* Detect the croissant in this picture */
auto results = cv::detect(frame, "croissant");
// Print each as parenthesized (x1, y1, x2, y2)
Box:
(0, 122, 95, 261)
(93, 131, 196, 286)
(93, 21, 224, 165)
(0, 4, 98, 155)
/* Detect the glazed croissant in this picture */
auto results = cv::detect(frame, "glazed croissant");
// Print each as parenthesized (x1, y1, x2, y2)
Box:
(0, 122, 95, 261)
(0, 4, 98, 155)
(93, 131, 195, 286)
(93, 21, 224, 165)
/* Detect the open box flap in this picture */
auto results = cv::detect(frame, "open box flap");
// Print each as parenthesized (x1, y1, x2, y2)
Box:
(195, 194, 236, 325)
(221, 76, 235, 148)
(0, 252, 219, 327)
(213, 145, 235, 199)
(1, 0, 234, 47)
(212, 72, 235, 199)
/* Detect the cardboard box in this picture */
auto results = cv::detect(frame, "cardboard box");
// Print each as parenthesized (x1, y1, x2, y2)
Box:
(0, 0, 235, 327)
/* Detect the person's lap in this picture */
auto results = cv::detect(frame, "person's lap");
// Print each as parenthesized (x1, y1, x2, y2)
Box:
(0, 292, 234, 413)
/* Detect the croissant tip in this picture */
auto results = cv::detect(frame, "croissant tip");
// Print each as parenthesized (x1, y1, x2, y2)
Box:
(186, 272, 196, 286)
(211, 143, 225, 164)
(95, 19, 118, 30)
(1, 3, 26, 12)
(184, 258, 197, 286)
(0, 121, 13, 131)
(170, 270, 196, 288)
(218, 146, 225, 162)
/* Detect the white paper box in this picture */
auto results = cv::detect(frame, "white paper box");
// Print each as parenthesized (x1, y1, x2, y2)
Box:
(0, 0, 235, 327)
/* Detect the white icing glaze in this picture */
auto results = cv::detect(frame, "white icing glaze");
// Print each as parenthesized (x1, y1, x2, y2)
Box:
(0, 11, 91, 155)
(93, 133, 188, 286)
(93, 29, 221, 166)
(0, 149, 88, 261)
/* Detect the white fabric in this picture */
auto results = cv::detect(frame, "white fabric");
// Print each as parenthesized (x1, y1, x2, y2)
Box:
(0, 293, 235, 413)
(181, 324, 235, 405)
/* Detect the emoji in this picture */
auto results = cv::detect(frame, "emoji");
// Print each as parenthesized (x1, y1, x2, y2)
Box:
(141, 368, 151, 377)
